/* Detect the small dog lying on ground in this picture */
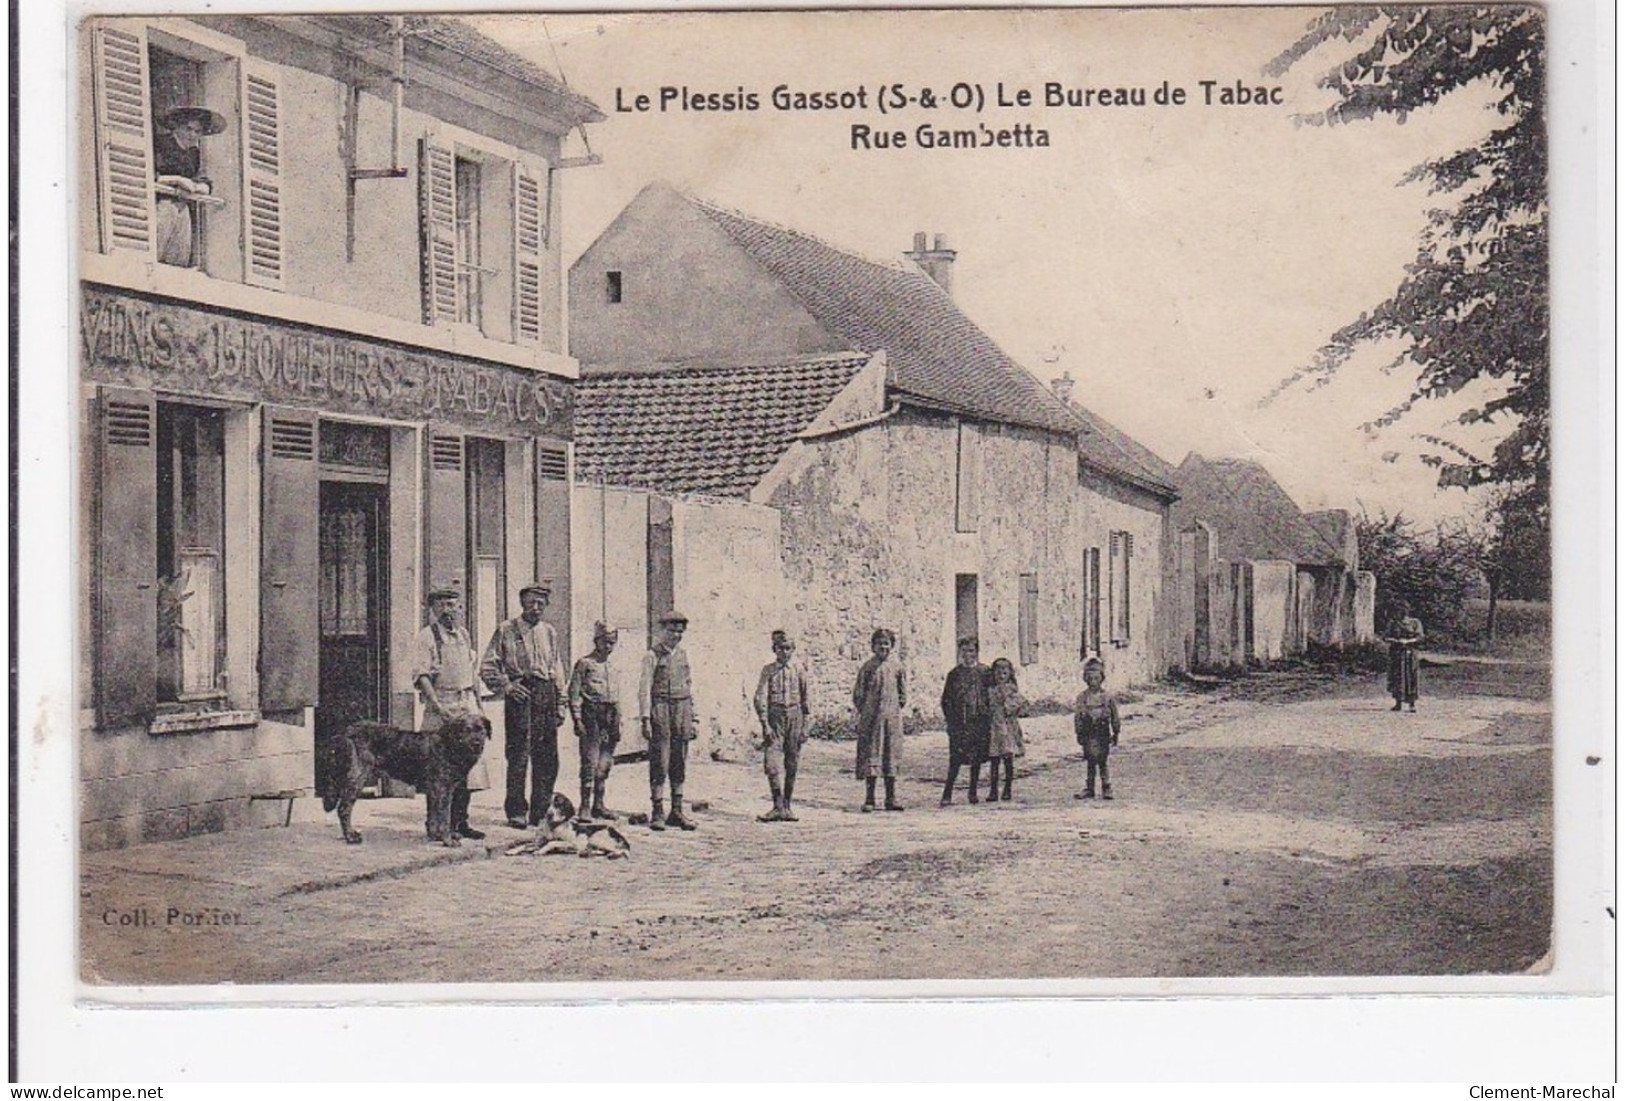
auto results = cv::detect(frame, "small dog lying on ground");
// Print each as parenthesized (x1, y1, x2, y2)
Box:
(322, 715, 491, 846)
(504, 793, 632, 859)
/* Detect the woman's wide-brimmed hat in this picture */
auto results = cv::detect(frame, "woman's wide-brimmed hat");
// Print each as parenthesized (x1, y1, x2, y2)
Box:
(160, 106, 228, 135)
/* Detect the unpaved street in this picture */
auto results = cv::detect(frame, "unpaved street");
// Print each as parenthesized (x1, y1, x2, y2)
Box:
(82, 665, 1551, 985)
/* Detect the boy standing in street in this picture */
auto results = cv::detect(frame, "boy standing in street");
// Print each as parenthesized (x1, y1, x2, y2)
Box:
(639, 611, 699, 831)
(568, 622, 623, 821)
(754, 630, 811, 823)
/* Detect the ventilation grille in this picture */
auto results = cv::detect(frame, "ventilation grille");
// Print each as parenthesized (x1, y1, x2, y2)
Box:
(104, 399, 152, 447)
(269, 417, 315, 460)
(431, 434, 463, 471)
(536, 448, 568, 481)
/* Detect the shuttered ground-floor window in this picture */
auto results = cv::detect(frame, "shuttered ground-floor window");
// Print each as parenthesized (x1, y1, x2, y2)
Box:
(95, 389, 232, 726)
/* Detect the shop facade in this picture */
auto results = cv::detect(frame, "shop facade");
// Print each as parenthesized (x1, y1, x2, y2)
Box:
(78, 14, 598, 849)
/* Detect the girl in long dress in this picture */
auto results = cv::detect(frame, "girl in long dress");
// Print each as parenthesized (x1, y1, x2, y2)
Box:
(853, 628, 907, 812)
(1385, 601, 1425, 712)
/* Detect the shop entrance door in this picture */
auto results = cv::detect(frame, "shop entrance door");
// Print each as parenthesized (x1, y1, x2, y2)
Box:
(314, 479, 390, 798)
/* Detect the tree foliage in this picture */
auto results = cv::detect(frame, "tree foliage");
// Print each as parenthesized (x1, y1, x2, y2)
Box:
(1357, 510, 1486, 637)
(1268, 7, 1548, 521)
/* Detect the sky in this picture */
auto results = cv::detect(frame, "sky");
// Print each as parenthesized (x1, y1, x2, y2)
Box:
(471, 7, 1517, 525)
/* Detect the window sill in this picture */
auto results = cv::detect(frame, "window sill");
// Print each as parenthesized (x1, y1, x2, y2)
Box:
(149, 709, 259, 736)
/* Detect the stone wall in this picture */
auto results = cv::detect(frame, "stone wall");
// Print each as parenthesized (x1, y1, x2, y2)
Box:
(766, 408, 1171, 716)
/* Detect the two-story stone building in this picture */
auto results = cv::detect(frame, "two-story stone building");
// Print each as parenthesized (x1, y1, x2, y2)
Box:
(78, 15, 601, 848)
(569, 183, 1178, 723)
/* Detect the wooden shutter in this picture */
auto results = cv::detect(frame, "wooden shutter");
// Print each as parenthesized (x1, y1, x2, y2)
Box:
(260, 408, 319, 709)
(419, 137, 458, 325)
(1018, 572, 1039, 666)
(1108, 533, 1122, 644)
(242, 60, 285, 289)
(427, 432, 467, 601)
(955, 420, 980, 533)
(1123, 533, 1134, 642)
(1082, 546, 1101, 657)
(96, 388, 158, 726)
(535, 445, 572, 657)
(91, 23, 155, 257)
(513, 167, 546, 343)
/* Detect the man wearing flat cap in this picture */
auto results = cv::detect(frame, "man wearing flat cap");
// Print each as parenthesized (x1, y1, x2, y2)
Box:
(411, 586, 489, 839)
(637, 611, 699, 830)
(481, 581, 568, 829)
(152, 105, 226, 267)
(568, 621, 622, 821)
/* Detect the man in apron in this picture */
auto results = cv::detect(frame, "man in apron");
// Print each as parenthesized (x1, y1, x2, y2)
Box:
(412, 587, 490, 840)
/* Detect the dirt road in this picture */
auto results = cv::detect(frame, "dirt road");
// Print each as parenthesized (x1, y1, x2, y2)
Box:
(81, 665, 1551, 985)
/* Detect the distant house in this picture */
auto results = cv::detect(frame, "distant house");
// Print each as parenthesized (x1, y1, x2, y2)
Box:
(568, 182, 1178, 736)
(1169, 454, 1375, 668)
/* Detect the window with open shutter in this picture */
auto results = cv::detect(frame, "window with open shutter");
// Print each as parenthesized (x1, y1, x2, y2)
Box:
(419, 138, 458, 325)
(426, 432, 467, 600)
(92, 24, 156, 257)
(97, 388, 159, 726)
(260, 409, 319, 710)
(513, 167, 546, 342)
(241, 60, 284, 288)
(1018, 572, 1039, 666)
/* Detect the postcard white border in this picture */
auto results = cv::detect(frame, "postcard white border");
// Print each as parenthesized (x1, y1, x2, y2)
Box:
(17, 0, 1616, 1080)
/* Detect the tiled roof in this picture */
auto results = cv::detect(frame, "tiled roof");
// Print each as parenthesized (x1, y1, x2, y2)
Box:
(575, 354, 873, 497)
(1074, 405, 1179, 497)
(687, 195, 1083, 436)
(1172, 454, 1345, 566)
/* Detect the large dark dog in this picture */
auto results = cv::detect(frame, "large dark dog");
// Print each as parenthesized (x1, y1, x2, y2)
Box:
(322, 715, 492, 846)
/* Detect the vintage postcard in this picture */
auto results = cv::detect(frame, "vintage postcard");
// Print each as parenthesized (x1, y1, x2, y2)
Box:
(22, 0, 1613, 1078)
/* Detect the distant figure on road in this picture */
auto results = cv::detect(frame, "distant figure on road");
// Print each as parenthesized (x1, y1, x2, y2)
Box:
(754, 630, 811, 823)
(985, 657, 1027, 803)
(853, 628, 907, 812)
(1384, 602, 1426, 713)
(940, 636, 992, 806)
(1073, 656, 1121, 801)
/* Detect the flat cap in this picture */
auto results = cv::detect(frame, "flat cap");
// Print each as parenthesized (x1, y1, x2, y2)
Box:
(426, 585, 460, 603)
(518, 580, 554, 598)
(657, 610, 689, 626)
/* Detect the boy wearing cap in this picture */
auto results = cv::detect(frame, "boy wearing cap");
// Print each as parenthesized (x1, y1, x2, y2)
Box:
(481, 582, 568, 829)
(568, 622, 622, 821)
(638, 612, 698, 831)
(412, 587, 489, 839)
(753, 630, 811, 822)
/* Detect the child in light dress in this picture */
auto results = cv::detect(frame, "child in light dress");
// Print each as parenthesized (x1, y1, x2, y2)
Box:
(985, 657, 1026, 803)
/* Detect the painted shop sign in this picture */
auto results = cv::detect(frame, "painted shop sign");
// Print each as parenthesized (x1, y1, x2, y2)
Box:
(80, 286, 574, 439)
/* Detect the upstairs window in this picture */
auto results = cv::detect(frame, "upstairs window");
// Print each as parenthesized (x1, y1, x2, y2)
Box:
(421, 135, 549, 344)
(88, 21, 283, 287)
(605, 271, 623, 303)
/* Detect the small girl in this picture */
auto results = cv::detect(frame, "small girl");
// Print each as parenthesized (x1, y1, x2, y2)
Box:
(985, 657, 1027, 803)
(1073, 656, 1121, 800)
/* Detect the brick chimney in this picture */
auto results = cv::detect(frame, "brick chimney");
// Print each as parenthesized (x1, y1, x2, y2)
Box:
(904, 231, 956, 296)
(1051, 371, 1075, 406)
